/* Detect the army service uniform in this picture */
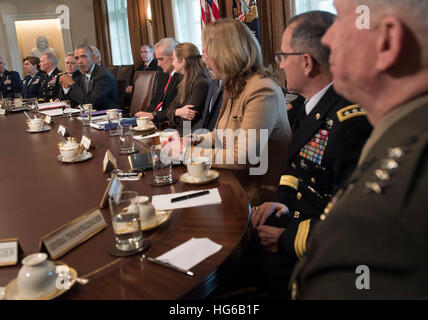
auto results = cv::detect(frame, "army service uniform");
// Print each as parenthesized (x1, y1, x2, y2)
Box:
(22, 71, 46, 99)
(265, 86, 372, 264)
(0, 70, 23, 99)
(290, 94, 428, 299)
(41, 68, 61, 102)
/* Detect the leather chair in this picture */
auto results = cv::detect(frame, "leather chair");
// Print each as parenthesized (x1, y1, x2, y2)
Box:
(129, 71, 158, 115)
(106, 65, 119, 78)
(117, 65, 135, 85)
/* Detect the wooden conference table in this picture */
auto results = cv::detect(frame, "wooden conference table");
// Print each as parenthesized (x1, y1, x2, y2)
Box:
(0, 111, 251, 299)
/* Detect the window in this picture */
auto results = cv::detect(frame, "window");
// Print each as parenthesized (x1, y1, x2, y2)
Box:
(294, 0, 336, 15)
(172, 0, 202, 52)
(107, 0, 134, 65)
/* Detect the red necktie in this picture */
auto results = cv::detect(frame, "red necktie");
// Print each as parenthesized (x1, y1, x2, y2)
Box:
(155, 74, 172, 112)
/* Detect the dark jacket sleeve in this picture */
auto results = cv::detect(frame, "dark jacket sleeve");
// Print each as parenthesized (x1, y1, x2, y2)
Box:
(12, 72, 23, 95)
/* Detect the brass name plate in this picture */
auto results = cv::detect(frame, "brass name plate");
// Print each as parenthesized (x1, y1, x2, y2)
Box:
(40, 209, 108, 260)
(0, 238, 22, 267)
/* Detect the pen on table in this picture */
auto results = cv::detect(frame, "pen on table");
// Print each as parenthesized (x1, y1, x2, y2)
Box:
(170, 190, 210, 203)
(141, 254, 194, 276)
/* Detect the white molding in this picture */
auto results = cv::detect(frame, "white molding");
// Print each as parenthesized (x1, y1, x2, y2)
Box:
(2, 11, 73, 77)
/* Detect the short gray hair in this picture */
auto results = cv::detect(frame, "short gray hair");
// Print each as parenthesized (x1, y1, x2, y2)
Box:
(76, 44, 94, 59)
(42, 52, 58, 67)
(154, 38, 179, 56)
(288, 11, 336, 68)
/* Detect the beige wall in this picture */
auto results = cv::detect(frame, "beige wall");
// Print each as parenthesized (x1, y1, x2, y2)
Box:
(0, 0, 96, 76)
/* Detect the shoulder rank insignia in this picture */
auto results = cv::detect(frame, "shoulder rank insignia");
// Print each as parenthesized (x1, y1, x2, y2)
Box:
(337, 105, 366, 122)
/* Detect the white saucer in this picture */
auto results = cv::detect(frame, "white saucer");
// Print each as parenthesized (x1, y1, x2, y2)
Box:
(132, 125, 156, 132)
(179, 170, 220, 185)
(141, 210, 172, 231)
(57, 150, 93, 163)
(3, 265, 77, 300)
(26, 125, 52, 133)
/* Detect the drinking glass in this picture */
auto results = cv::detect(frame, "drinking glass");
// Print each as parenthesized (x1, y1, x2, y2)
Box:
(119, 124, 135, 154)
(151, 145, 173, 185)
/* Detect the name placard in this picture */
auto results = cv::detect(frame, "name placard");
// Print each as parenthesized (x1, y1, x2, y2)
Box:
(44, 115, 52, 125)
(103, 149, 117, 173)
(39, 209, 108, 260)
(58, 125, 67, 138)
(81, 135, 92, 151)
(0, 238, 22, 267)
(99, 175, 124, 209)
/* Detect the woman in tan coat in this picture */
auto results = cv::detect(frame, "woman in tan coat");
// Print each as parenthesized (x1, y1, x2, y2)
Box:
(175, 19, 291, 204)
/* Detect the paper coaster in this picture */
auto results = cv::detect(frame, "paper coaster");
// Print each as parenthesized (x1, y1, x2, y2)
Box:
(108, 239, 151, 257)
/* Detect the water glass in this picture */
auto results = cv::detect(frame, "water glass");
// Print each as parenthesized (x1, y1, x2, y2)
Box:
(119, 124, 135, 154)
(151, 145, 173, 185)
(108, 191, 143, 251)
(62, 100, 72, 118)
(106, 109, 120, 136)
(81, 104, 92, 126)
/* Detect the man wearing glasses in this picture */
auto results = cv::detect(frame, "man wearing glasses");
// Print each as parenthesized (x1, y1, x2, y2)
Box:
(247, 10, 372, 296)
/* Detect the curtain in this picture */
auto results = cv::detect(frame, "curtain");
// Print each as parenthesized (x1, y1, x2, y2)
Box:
(93, 0, 113, 66)
(127, 0, 150, 66)
(107, 0, 134, 65)
(257, 0, 290, 86)
(151, 0, 175, 43)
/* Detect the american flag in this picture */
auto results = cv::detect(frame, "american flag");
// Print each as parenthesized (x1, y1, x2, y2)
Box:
(200, 0, 220, 29)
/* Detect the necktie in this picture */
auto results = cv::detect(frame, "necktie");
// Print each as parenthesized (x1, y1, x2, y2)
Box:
(84, 75, 90, 93)
(154, 74, 172, 112)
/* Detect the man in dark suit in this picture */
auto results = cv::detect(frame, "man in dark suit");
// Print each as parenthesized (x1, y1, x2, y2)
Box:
(290, 0, 428, 299)
(135, 38, 182, 126)
(59, 45, 119, 110)
(0, 57, 23, 99)
(247, 11, 372, 297)
(193, 79, 222, 132)
(39, 52, 61, 102)
(22, 56, 45, 99)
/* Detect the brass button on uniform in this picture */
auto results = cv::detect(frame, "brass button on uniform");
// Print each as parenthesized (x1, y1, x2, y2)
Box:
(311, 177, 316, 184)
(291, 162, 297, 169)
(316, 113, 321, 120)
(296, 192, 302, 200)
(294, 211, 300, 219)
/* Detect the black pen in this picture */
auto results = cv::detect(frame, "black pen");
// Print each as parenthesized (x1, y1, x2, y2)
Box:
(171, 190, 210, 203)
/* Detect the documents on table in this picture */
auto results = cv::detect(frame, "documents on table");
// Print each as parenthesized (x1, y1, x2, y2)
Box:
(40, 108, 80, 117)
(133, 132, 161, 140)
(151, 188, 222, 210)
(156, 238, 223, 271)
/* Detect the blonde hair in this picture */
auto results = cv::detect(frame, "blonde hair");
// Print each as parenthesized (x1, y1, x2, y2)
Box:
(202, 18, 271, 97)
(175, 42, 210, 105)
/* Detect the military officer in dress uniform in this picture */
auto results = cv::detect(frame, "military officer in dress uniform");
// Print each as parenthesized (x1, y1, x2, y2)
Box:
(0, 57, 23, 99)
(22, 56, 46, 99)
(289, 0, 428, 299)
(247, 11, 372, 296)
(39, 52, 62, 102)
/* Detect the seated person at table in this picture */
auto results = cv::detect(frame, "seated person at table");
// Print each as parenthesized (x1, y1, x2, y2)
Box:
(169, 19, 292, 205)
(58, 53, 82, 105)
(135, 38, 183, 126)
(59, 45, 120, 110)
(39, 52, 61, 102)
(22, 56, 45, 99)
(0, 56, 23, 99)
(248, 11, 372, 297)
(166, 42, 211, 134)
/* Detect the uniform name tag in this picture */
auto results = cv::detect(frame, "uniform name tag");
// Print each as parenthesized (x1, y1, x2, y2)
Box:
(39, 209, 108, 260)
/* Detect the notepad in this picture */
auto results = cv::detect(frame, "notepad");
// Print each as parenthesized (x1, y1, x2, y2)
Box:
(151, 188, 222, 210)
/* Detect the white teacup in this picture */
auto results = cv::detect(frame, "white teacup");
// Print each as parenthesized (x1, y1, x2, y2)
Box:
(186, 156, 211, 178)
(17, 253, 58, 299)
(58, 138, 83, 161)
(133, 196, 157, 227)
(26, 118, 44, 131)
(137, 116, 150, 129)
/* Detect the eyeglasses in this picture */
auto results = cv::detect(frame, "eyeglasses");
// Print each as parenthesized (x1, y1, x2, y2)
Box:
(274, 52, 306, 64)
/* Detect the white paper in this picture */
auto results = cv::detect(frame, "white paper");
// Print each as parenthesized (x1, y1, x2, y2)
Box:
(38, 102, 64, 110)
(89, 121, 108, 130)
(133, 132, 160, 140)
(40, 108, 80, 117)
(151, 188, 222, 210)
(157, 238, 223, 270)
